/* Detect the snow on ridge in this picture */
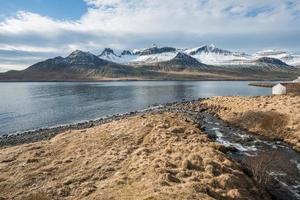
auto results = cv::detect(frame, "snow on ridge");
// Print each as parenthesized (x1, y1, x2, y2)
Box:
(131, 52, 178, 64)
(96, 45, 299, 67)
(253, 49, 300, 66)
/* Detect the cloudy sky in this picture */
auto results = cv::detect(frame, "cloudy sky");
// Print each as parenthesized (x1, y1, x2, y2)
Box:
(0, 0, 300, 71)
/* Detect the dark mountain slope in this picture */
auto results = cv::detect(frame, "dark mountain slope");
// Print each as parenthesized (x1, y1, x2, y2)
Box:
(0, 50, 154, 81)
(0, 50, 298, 81)
(254, 57, 293, 70)
(143, 52, 209, 71)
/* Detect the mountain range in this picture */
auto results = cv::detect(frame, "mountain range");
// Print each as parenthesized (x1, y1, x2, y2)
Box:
(98, 44, 300, 67)
(0, 44, 299, 81)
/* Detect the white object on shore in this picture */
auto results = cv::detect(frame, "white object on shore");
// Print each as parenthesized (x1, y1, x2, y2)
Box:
(293, 76, 300, 83)
(272, 84, 286, 95)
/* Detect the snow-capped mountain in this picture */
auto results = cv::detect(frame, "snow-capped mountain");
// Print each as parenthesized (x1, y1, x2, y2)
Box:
(67, 50, 103, 65)
(99, 48, 122, 63)
(254, 50, 300, 66)
(96, 45, 299, 68)
(1, 47, 298, 81)
(183, 44, 252, 66)
(186, 44, 231, 55)
(121, 50, 133, 56)
(98, 46, 177, 64)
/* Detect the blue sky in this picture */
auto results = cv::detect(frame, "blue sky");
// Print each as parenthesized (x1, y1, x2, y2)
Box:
(0, 0, 86, 20)
(0, 0, 300, 71)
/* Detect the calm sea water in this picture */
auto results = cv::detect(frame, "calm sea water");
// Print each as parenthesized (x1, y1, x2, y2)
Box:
(0, 81, 271, 135)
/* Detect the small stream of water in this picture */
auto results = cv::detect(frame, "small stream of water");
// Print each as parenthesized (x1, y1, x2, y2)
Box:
(199, 112, 300, 200)
(166, 106, 300, 200)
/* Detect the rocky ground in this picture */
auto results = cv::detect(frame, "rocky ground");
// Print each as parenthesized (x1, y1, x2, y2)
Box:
(200, 95, 300, 151)
(0, 112, 268, 200)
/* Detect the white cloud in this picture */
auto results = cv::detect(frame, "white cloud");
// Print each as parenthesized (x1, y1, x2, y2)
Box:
(0, 11, 75, 35)
(0, 0, 300, 70)
(0, 64, 27, 71)
(84, 0, 122, 7)
(0, 44, 58, 53)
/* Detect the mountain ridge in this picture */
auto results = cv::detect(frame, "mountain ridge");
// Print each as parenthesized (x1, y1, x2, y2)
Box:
(95, 44, 299, 68)
(0, 46, 299, 81)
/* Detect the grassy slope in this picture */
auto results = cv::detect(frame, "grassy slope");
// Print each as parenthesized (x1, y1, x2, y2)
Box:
(0, 112, 268, 200)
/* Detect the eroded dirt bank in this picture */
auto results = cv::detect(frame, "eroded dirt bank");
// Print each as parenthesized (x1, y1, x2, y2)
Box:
(201, 95, 300, 151)
(0, 112, 267, 200)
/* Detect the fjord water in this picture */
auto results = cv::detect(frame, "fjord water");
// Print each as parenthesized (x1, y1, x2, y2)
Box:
(0, 81, 270, 135)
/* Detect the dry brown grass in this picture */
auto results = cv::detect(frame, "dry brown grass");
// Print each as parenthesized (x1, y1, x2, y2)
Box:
(233, 111, 289, 139)
(23, 192, 51, 200)
(0, 112, 268, 200)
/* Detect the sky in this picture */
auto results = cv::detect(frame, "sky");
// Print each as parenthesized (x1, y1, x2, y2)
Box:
(0, 0, 300, 71)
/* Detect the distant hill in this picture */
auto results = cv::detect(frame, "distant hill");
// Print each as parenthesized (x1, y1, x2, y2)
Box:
(0, 50, 155, 81)
(252, 57, 294, 71)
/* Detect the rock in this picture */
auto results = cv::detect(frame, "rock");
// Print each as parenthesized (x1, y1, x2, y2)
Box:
(226, 145, 239, 153)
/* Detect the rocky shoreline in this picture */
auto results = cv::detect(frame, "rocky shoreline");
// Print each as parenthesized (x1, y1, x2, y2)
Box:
(0, 100, 206, 147)
(0, 107, 160, 147)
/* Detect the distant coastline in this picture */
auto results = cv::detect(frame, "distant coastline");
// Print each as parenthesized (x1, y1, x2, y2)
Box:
(0, 77, 295, 82)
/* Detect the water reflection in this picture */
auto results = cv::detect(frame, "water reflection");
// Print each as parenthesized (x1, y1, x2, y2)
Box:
(0, 81, 270, 135)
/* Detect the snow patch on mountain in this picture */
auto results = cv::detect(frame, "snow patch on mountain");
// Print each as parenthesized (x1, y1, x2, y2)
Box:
(254, 50, 300, 66)
(99, 48, 122, 63)
(131, 52, 177, 64)
(183, 45, 252, 66)
(97, 45, 298, 67)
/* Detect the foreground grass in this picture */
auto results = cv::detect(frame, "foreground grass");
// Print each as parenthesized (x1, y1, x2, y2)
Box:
(0, 112, 267, 200)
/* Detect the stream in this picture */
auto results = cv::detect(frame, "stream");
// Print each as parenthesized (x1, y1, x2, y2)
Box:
(166, 106, 300, 200)
(199, 112, 300, 200)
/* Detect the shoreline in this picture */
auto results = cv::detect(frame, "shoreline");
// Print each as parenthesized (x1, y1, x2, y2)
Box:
(1, 96, 297, 150)
(0, 99, 203, 147)
(0, 78, 290, 83)
(0, 104, 167, 147)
